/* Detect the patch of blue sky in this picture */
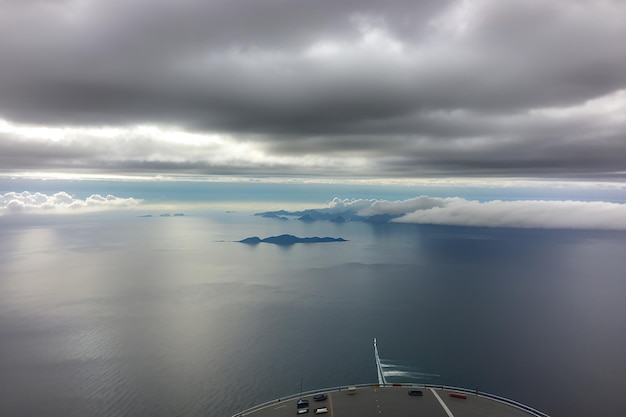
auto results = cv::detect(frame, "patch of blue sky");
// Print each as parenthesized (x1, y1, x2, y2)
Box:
(1, 178, 624, 207)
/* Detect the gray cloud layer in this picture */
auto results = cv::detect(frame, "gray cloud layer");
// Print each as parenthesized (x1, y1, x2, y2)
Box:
(1, 0, 625, 179)
(330, 196, 626, 230)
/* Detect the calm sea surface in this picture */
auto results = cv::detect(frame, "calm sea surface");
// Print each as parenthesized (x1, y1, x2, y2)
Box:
(1, 212, 625, 416)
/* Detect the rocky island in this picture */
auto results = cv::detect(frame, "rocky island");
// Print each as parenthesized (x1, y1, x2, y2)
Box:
(238, 234, 347, 245)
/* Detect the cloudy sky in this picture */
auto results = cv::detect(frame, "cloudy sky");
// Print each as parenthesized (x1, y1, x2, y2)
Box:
(1, 0, 624, 181)
(314, 196, 626, 230)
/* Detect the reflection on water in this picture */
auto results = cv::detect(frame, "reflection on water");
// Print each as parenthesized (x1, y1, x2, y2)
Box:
(1, 213, 625, 416)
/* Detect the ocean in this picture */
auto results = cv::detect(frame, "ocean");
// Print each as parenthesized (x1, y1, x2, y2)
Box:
(1, 206, 625, 417)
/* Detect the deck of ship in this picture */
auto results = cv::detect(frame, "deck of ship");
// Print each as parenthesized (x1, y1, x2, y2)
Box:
(234, 384, 548, 417)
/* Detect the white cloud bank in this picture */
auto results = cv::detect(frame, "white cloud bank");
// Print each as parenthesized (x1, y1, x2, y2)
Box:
(1, 192, 142, 215)
(328, 196, 626, 230)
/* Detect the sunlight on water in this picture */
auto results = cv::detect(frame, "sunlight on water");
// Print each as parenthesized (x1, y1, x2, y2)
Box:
(1, 212, 625, 417)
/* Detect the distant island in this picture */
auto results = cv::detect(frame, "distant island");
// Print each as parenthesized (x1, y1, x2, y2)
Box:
(238, 234, 347, 245)
(254, 208, 400, 223)
(138, 213, 185, 217)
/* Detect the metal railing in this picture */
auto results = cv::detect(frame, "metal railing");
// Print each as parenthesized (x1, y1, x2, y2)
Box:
(373, 338, 387, 385)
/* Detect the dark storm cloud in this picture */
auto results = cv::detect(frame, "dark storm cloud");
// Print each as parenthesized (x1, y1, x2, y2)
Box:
(0, 0, 625, 178)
